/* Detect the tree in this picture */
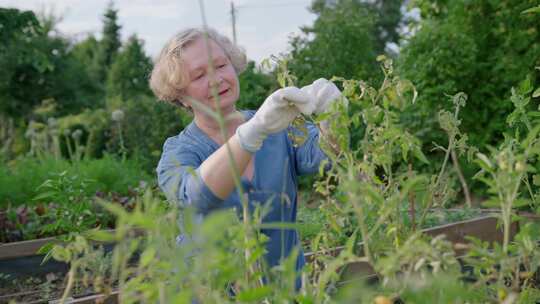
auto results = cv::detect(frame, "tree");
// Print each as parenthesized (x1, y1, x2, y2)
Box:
(106, 35, 152, 101)
(370, 0, 404, 53)
(95, 1, 121, 83)
(0, 8, 98, 120)
(287, 0, 403, 86)
(398, 0, 540, 148)
(0, 8, 47, 119)
(72, 35, 101, 81)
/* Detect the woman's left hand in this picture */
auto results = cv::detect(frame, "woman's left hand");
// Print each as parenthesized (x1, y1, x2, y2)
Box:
(300, 78, 348, 153)
(299, 78, 347, 115)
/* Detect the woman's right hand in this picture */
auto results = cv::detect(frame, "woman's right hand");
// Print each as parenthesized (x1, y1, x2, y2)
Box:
(236, 87, 310, 152)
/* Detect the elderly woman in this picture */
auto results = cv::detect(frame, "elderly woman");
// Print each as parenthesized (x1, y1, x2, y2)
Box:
(149, 28, 343, 284)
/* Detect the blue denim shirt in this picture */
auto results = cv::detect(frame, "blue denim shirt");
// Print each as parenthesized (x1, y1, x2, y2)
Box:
(156, 110, 327, 274)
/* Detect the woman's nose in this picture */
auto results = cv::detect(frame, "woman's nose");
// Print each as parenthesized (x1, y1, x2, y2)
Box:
(210, 74, 224, 88)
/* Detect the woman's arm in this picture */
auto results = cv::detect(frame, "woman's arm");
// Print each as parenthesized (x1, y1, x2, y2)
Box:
(199, 134, 252, 199)
(200, 86, 313, 200)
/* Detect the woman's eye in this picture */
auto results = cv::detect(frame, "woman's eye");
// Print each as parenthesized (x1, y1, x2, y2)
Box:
(218, 63, 227, 68)
(194, 74, 204, 80)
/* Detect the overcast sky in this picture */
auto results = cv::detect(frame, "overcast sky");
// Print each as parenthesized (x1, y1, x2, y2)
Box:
(1, 0, 317, 63)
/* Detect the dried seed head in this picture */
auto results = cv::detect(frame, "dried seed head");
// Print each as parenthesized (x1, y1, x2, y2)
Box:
(111, 109, 125, 122)
(72, 129, 83, 140)
(47, 117, 58, 128)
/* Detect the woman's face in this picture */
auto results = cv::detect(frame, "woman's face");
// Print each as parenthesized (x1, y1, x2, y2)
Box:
(181, 37, 240, 114)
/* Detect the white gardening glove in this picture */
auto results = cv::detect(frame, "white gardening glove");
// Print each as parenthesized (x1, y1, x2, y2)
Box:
(299, 78, 346, 116)
(236, 87, 310, 153)
(300, 78, 348, 152)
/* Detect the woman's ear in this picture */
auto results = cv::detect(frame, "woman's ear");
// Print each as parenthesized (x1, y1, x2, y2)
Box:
(175, 89, 190, 108)
(174, 98, 186, 108)
(173, 97, 192, 111)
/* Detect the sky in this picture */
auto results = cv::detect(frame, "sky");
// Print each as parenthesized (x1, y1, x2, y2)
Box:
(1, 0, 318, 64)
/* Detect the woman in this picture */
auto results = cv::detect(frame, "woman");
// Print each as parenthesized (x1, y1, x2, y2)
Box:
(149, 27, 344, 285)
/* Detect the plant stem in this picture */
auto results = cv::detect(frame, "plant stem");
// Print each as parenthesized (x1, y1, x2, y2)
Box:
(116, 122, 126, 161)
(408, 163, 416, 231)
(503, 172, 523, 254)
(523, 175, 537, 207)
(84, 131, 95, 160)
(451, 148, 472, 207)
(60, 263, 77, 304)
(65, 134, 74, 161)
(347, 160, 373, 264)
(419, 106, 461, 226)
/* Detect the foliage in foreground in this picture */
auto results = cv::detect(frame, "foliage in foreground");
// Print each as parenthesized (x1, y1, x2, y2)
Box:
(45, 57, 540, 303)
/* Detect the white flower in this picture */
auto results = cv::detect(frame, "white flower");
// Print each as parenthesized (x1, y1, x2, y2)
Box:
(111, 109, 125, 122)
(72, 129, 83, 140)
(47, 117, 58, 128)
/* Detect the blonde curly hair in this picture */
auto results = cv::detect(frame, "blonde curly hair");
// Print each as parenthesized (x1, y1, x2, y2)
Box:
(149, 27, 247, 108)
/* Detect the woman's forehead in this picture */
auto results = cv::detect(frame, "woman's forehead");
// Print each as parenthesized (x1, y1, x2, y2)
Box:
(183, 38, 227, 70)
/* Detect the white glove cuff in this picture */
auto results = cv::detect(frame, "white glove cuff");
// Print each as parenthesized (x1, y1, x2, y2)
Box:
(236, 120, 267, 153)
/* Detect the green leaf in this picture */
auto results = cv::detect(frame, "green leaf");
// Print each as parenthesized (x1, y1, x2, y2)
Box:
(51, 246, 72, 262)
(518, 76, 532, 94)
(140, 248, 156, 267)
(512, 198, 531, 208)
(527, 111, 540, 117)
(521, 124, 540, 149)
(362, 184, 384, 205)
(413, 147, 430, 164)
(36, 179, 53, 190)
(522, 5, 540, 14)
(37, 242, 55, 258)
(533, 174, 540, 186)
(96, 198, 128, 218)
(171, 291, 192, 304)
(85, 229, 116, 242)
(32, 191, 56, 201)
(482, 199, 500, 208)
(315, 112, 332, 123)
(475, 153, 493, 171)
(236, 286, 273, 301)
(533, 87, 540, 98)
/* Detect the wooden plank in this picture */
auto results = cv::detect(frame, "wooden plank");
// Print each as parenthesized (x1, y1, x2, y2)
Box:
(0, 229, 120, 260)
(339, 260, 377, 284)
(423, 215, 519, 255)
(305, 215, 517, 262)
(48, 291, 119, 304)
(0, 290, 41, 302)
(0, 236, 60, 259)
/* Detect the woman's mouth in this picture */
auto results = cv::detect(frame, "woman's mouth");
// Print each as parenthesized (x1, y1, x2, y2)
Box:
(218, 88, 229, 96)
(209, 88, 230, 100)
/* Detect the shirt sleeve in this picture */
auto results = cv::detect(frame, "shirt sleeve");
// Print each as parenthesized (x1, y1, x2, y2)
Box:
(156, 137, 223, 215)
(293, 121, 329, 176)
